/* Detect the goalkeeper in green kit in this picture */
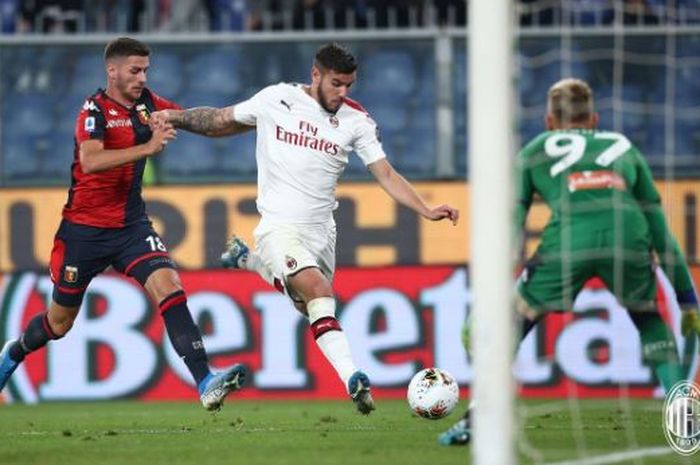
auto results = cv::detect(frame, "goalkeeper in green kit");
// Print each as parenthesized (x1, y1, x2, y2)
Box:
(439, 77, 700, 446)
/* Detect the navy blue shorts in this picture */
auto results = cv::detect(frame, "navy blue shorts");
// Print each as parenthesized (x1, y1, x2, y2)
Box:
(49, 219, 176, 307)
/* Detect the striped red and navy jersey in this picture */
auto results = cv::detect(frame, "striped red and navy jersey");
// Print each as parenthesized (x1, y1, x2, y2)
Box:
(62, 88, 180, 228)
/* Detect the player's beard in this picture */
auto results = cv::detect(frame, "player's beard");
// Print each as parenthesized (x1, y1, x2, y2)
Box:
(318, 86, 340, 114)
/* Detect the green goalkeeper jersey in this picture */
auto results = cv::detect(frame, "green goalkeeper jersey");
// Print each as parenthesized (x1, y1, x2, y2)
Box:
(516, 128, 696, 304)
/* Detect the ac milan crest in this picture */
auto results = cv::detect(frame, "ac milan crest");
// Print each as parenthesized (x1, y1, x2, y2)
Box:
(285, 255, 298, 270)
(329, 115, 339, 128)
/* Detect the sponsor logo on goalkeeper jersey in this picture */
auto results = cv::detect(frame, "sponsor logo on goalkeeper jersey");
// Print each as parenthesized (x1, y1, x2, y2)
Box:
(567, 170, 626, 193)
(663, 381, 700, 456)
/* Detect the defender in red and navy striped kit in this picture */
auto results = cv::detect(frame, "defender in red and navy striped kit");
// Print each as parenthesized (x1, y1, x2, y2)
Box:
(0, 38, 247, 411)
(49, 87, 181, 300)
(64, 87, 178, 228)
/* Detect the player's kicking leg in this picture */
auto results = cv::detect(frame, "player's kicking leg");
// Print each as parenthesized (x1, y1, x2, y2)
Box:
(222, 236, 375, 414)
(294, 276, 376, 415)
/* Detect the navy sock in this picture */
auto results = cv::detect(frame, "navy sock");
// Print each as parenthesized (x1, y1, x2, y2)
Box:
(160, 291, 210, 385)
(9, 313, 61, 363)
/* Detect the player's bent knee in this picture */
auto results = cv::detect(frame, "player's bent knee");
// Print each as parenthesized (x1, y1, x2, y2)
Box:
(50, 320, 74, 338)
(130, 255, 178, 287)
(47, 305, 79, 338)
(287, 267, 332, 303)
(144, 268, 183, 303)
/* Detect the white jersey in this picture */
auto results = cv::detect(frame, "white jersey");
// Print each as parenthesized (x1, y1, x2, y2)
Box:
(233, 82, 386, 223)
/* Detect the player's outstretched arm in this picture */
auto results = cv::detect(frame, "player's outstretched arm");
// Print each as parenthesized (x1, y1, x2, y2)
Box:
(632, 151, 700, 345)
(79, 124, 176, 174)
(368, 159, 459, 225)
(151, 106, 253, 137)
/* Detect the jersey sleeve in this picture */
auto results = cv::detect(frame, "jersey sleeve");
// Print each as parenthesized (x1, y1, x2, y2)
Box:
(233, 85, 273, 126)
(515, 135, 545, 230)
(515, 151, 534, 230)
(150, 90, 182, 111)
(352, 114, 386, 166)
(75, 98, 107, 144)
(632, 150, 697, 305)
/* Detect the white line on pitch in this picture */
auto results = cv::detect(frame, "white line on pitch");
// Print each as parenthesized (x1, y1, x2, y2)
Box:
(544, 446, 673, 465)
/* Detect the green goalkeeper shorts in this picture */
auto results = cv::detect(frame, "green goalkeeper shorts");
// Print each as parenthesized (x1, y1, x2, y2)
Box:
(517, 228, 656, 314)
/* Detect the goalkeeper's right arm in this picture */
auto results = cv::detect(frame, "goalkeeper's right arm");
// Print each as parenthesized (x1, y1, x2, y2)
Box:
(632, 151, 700, 341)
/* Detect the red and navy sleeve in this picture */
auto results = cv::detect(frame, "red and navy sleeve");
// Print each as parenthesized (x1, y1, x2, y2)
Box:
(75, 98, 107, 144)
(150, 90, 182, 111)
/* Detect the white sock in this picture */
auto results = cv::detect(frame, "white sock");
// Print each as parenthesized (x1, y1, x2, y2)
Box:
(308, 297, 357, 388)
(316, 330, 357, 387)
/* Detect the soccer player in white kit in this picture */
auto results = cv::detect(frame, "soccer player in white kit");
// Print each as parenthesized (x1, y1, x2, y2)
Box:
(151, 43, 460, 414)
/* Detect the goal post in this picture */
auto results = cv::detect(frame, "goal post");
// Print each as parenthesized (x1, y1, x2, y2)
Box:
(468, 1, 517, 464)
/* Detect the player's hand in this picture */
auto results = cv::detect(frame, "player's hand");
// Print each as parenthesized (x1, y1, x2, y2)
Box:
(149, 110, 172, 131)
(681, 308, 700, 338)
(425, 204, 459, 225)
(147, 123, 177, 155)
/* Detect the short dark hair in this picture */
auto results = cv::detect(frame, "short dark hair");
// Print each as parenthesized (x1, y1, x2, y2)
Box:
(314, 42, 357, 74)
(104, 37, 150, 62)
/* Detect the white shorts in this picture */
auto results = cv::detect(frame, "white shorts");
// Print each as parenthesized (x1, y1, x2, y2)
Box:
(253, 217, 337, 287)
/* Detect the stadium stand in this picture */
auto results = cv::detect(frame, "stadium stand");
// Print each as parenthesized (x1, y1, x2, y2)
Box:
(2, 2, 700, 185)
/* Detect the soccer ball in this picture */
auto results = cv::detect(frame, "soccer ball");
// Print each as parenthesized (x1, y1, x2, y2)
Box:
(407, 368, 459, 420)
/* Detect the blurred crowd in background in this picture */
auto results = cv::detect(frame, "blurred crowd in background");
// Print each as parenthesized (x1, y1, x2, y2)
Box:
(1, 1, 699, 186)
(1, 0, 700, 34)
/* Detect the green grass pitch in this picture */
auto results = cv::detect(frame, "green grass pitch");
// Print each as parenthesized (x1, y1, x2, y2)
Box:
(0, 399, 687, 465)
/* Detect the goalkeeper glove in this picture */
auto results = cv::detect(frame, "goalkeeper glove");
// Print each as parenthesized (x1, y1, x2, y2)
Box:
(681, 308, 700, 338)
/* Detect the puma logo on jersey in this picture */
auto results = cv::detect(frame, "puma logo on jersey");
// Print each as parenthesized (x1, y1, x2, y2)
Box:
(280, 99, 292, 111)
(108, 109, 118, 116)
